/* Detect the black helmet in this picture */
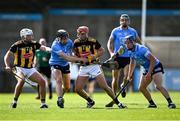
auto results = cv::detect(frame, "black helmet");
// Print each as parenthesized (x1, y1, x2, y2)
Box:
(56, 29, 69, 38)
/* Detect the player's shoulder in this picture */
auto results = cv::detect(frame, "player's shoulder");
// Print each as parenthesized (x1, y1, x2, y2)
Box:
(67, 38, 73, 43)
(112, 27, 120, 32)
(128, 26, 137, 32)
(12, 40, 24, 47)
(88, 37, 97, 42)
(136, 44, 148, 52)
(74, 38, 80, 44)
(14, 39, 23, 44)
(31, 40, 39, 44)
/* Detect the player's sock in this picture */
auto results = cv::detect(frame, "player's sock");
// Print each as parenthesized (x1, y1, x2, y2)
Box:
(86, 97, 93, 103)
(49, 83, 52, 99)
(113, 98, 120, 105)
(149, 100, 155, 105)
(166, 98, 172, 104)
(49, 83, 52, 94)
(13, 97, 18, 103)
(41, 99, 46, 103)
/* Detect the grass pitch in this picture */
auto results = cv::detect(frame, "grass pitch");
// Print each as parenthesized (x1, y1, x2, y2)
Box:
(0, 92, 180, 121)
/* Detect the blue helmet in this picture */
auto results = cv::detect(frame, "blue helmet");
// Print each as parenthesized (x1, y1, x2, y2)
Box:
(125, 35, 135, 42)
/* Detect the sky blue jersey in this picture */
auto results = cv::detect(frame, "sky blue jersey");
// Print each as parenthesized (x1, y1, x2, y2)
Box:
(110, 26, 138, 57)
(49, 38, 73, 66)
(128, 44, 160, 71)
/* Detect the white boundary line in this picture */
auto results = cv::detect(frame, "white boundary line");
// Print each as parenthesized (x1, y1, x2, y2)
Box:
(1, 120, 180, 121)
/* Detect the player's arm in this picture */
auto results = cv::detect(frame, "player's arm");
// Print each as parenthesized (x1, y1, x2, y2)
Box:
(146, 53, 156, 77)
(95, 47, 104, 58)
(33, 56, 37, 67)
(135, 34, 142, 44)
(107, 37, 114, 57)
(58, 52, 87, 63)
(40, 45, 51, 52)
(127, 58, 136, 81)
(4, 50, 14, 72)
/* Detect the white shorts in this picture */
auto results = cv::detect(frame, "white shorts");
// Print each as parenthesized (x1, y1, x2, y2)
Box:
(16, 67, 37, 78)
(78, 64, 102, 78)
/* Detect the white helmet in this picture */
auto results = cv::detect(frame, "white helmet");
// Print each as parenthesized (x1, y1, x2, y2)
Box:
(20, 28, 33, 38)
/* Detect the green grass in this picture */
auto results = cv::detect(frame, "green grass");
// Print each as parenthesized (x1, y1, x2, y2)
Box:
(0, 92, 180, 121)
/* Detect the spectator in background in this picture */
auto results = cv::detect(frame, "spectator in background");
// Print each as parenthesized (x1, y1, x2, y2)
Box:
(34, 38, 52, 100)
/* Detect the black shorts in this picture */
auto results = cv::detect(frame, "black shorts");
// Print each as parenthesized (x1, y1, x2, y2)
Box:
(143, 62, 164, 76)
(114, 57, 130, 69)
(51, 64, 70, 74)
(38, 66, 51, 78)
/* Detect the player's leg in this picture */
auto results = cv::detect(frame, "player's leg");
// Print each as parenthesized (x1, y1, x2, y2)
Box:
(139, 75, 156, 108)
(47, 77, 52, 99)
(51, 68, 64, 108)
(11, 74, 25, 108)
(112, 69, 120, 94)
(153, 73, 176, 108)
(87, 79, 95, 98)
(29, 71, 47, 108)
(44, 67, 52, 99)
(121, 64, 129, 98)
(62, 73, 71, 93)
(95, 73, 126, 109)
(35, 85, 40, 99)
(75, 76, 94, 108)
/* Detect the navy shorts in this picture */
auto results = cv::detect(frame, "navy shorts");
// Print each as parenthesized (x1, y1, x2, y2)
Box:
(38, 66, 51, 78)
(51, 64, 70, 74)
(143, 62, 164, 76)
(114, 57, 130, 69)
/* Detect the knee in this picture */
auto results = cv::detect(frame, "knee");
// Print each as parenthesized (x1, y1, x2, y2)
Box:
(56, 79, 62, 86)
(16, 80, 24, 88)
(155, 85, 163, 90)
(38, 79, 46, 87)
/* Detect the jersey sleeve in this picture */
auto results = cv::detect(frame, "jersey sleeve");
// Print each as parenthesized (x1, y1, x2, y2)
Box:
(52, 44, 63, 55)
(141, 47, 151, 58)
(95, 40, 101, 49)
(9, 44, 17, 53)
(109, 28, 116, 39)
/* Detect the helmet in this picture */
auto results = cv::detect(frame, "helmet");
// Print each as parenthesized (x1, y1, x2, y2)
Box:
(20, 28, 33, 38)
(120, 14, 130, 25)
(77, 26, 89, 33)
(124, 35, 135, 42)
(56, 29, 69, 38)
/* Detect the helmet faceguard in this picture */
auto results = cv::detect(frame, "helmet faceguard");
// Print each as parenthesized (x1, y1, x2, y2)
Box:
(20, 28, 33, 39)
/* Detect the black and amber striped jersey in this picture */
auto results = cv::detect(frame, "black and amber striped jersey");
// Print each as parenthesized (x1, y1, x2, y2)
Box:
(73, 37, 101, 65)
(10, 40, 41, 68)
